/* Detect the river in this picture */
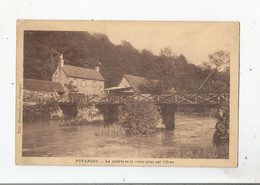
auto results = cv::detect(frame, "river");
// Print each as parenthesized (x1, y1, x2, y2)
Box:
(22, 114, 217, 158)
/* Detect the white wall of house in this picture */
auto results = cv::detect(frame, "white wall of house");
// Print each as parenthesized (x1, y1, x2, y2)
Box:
(52, 67, 68, 86)
(118, 77, 131, 88)
(68, 77, 104, 95)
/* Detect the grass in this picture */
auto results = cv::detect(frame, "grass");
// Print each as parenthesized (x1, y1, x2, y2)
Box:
(153, 145, 229, 159)
(60, 118, 125, 136)
(59, 118, 103, 126)
(92, 123, 125, 136)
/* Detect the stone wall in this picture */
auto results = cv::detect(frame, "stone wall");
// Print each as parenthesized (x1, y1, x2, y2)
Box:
(23, 89, 60, 103)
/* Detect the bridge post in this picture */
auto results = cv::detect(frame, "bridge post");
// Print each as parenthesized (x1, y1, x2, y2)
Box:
(160, 104, 177, 130)
(96, 104, 120, 124)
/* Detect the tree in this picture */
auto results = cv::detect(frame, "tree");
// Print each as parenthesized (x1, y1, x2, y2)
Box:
(199, 50, 230, 91)
(200, 61, 212, 70)
(208, 50, 230, 70)
(121, 40, 136, 51)
(65, 81, 78, 93)
(160, 47, 177, 59)
(138, 80, 164, 95)
(174, 54, 188, 66)
(23, 31, 230, 94)
(93, 33, 109, 41)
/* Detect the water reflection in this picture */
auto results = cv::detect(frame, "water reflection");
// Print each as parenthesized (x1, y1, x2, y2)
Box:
(22, 114, 216, 157)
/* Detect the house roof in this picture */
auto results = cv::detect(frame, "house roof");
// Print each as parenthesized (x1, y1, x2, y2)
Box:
(104, 86, 133, 91)
(123, 74, 148, 92)
(62, 65, 105, 81)
(24, 78, 65, 93)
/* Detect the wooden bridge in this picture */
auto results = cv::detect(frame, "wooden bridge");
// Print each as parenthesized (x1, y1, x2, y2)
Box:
(65, 93, 229, 130)
(69, 93, 229, 106)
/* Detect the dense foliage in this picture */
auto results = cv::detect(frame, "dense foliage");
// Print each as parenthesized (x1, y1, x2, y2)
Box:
(23, 103, 50, 122)
(46, 97, 60, 113)
(23, 96, 63, 122)
(120, 100, 161, 135)
(24, 31, 230, 93)
(213, 102, 230, 147)
(139, 80, 166, 94)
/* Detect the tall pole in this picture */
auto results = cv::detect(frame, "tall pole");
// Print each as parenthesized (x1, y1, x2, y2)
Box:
(198, 68, 217, 91)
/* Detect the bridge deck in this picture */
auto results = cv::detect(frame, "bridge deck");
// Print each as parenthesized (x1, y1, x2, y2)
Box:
(67, 93, 229, 107)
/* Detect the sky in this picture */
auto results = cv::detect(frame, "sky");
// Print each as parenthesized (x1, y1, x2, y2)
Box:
(22, 20, 239, 66)
(83, 21, 239, 65)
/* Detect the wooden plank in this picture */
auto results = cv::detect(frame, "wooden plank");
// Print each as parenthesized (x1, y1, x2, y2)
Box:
(203, 94, 220, 104)
(177, 94, 197, 104)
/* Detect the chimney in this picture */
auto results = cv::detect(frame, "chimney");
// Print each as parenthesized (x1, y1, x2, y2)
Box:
(60, 54, 64, 68)
(95, 66, 100, 72)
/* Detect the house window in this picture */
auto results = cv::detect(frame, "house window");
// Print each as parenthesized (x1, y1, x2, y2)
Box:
(72, 79, 77, 86)
(98, 83, 102, 90)
(93, 81, 97, 88)
(73, 80, 77, 86)
(82, 81, 85, 87)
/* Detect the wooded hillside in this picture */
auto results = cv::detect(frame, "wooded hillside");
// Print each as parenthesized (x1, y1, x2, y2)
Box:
(24, 31, 230, 93)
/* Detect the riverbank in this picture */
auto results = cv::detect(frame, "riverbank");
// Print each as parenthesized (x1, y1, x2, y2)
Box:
(153, 145, 229, 159)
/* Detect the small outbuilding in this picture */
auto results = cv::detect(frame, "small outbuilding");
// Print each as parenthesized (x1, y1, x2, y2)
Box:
(105, 74, 148, 95)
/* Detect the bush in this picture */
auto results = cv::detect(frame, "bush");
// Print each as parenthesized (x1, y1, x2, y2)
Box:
(120, 99, 161, 135)
(23, 98, 62, 122)
(23, 103, 50, 122)
(46, 97, 59, 113)
(67, 92, 84, 108)
(213, 102, 229, 147)
(93, 123, 125, 136)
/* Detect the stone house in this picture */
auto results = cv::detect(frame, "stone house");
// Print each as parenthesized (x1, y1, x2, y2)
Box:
(52, 54, 105, 95)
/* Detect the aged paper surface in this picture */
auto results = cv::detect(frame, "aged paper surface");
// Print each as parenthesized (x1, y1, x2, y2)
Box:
(16, 20, 239, 167)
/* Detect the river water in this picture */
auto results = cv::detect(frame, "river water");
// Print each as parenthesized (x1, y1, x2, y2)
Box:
(22, 114, 217, 158)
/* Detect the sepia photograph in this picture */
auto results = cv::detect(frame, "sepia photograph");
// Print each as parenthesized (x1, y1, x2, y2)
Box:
(16, 20, 239, 166)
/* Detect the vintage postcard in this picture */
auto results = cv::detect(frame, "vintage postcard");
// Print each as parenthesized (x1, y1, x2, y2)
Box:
(16, 20, 239, 167)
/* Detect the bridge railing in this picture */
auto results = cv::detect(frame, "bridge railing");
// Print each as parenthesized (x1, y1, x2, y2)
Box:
(68, 93, 230, 105)
(157, 93, 230, 105)
(79, 93, 155, 104)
